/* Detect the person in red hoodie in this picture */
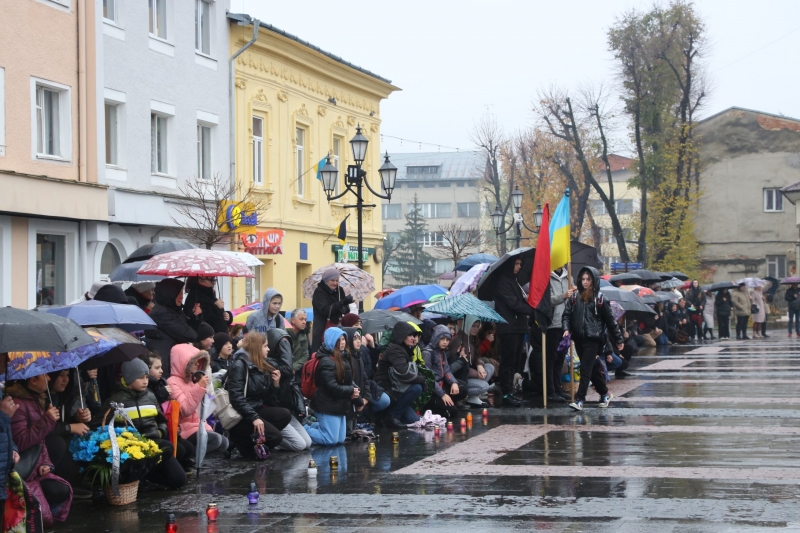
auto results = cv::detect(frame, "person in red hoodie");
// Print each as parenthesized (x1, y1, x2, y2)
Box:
(167, 345, 229, 462)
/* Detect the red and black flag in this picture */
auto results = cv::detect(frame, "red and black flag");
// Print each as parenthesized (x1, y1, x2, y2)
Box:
(528, 203, 552, 329)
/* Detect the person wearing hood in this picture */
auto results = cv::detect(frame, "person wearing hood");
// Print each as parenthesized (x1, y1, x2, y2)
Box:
(545, 268, 575, 402)
(494, 257, 534, 407)
(448, 316, 494, 409)
(311, 268, 354, 352)
(182, 276, 232, 334)
(562, 266, 624, 411)
(422, 325, 464, 419)
(246, 288, 286, 334)
(374, 321, 426, 427)
(342, 328, 379, 429)
(286, 309, 311, 377)
(266, 328, 295, 374)
(92, 283, 129, 304)
(167, 345, 229, 461)
(145, 278, 198, 377)
(210, 332, 234, 374)
(685, 280, 706, 340)
(226, 332, 292, 457)
(125, 282, 155, 313)
(306, 328, 358, 446)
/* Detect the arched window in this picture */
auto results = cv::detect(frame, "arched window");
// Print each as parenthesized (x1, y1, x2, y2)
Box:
(100, 243, 121, 277)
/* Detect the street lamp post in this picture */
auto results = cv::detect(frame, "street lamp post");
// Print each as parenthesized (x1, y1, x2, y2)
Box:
(320, 124, 397, 311)
(491, 186, 543, 249)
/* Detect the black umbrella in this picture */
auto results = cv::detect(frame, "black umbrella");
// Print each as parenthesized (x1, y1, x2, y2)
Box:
(628, 269, 663, 283)
(358, 310, 421, 334)
(664, 271, 689, 281)
(78, 327, 148, 370)
(599, 287, 654, 314)
(570, 241, 602, 274)
(109, 260, 165, 283)
(476, 247, 535, 301)
(609, 272, 643, 285)
(0, 308, 95, 353)
(701, 281, 736, 292)
(123, 240, 196, 264)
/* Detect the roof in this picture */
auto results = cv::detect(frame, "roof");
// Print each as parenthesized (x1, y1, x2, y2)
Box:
(599, 154, 635, 172)
(228, 13, 392, 85)
(387, 151, 487, 181)
(699, 106, 800, 125)
(781, 180, 800, 205)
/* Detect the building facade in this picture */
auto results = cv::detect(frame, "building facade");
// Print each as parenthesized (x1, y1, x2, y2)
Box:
(382, 151, 485, 285)
(229, 14, 398, 310)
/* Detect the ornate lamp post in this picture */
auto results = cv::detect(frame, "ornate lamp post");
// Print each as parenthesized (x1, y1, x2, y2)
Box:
(491, 186, 543, 249)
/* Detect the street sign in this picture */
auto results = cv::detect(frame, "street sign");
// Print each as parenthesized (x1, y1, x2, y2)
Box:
(610, 262, 642, 271)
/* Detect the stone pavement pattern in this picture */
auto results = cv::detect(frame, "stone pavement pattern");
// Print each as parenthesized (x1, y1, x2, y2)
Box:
(65, 338, 800, 532)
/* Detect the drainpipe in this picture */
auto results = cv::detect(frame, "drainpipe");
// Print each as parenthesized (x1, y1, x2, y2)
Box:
(230, 18, 259, 189)
(77, 0, 88, 182)
(79, 221, 88, 295)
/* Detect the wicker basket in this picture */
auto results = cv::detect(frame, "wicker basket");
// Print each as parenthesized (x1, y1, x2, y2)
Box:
(104, 480, 139, 506)
(561, 381, 579, 394)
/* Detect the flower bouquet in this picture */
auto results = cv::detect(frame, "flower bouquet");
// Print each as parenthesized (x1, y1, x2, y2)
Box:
(69, 426, 162, 505)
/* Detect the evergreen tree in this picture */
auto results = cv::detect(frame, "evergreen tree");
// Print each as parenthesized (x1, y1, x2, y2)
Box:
(392, 194, 436, 286)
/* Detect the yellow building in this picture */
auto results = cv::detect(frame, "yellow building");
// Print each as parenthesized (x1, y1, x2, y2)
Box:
(228, 15, 399, 310)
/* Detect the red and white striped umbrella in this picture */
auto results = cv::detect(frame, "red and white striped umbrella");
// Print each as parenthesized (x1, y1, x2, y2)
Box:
(136, 249, 255, 278)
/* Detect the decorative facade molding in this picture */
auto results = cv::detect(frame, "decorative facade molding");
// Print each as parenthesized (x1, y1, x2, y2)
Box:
(251, 89, 268, 102)
(370, 123, 378, 133)
(277, 90, 288, 102)
(318, 105, 327, 117)
(334, 116, 345, 128)
(297, 103, 309, 116)
(347, 116, 356, 127)
(235, 77, 247, 89)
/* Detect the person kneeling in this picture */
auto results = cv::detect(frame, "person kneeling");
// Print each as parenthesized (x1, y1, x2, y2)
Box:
(375, 322, 427, 427)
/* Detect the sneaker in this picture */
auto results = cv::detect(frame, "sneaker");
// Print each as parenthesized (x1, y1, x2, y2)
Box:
(513, 373, 523, 393)
(502, 394, 522, 407)
(569, 400, 583, 411)
(598, 393, 613, 408)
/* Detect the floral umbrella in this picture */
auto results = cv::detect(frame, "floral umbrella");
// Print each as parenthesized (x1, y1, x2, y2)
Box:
(620, 285, 655, 297)
(136, 249, 254, 278)
(449, 263, 491, 298)
(301, 263, 375, 302)
(781, 276, 800, 285)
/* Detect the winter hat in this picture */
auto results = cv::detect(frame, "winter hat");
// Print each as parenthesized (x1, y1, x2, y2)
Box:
(93, 284, 129, 304)
(197, 322, 215, 341)
(323, 327, 346, 351)
(87, 281, 108, 299)
(121, 358, 149, 386)
(321, 267, 340, 282)
(213, 332, 232, 354)
(340, 313, 360, 328)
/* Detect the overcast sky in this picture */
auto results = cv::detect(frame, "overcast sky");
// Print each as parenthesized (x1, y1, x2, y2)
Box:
(230, 0, 800, 156)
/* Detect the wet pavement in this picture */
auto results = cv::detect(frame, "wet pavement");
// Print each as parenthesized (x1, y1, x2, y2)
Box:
(64, 337, 800, 532)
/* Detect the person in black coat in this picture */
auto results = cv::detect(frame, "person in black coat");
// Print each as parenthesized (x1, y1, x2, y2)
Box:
(144, 278, 198, 378)
(562, 266, 624, 411)
(785, 284, 800, 337)
(374, 321, 426, 427)
(493, 257, 533, 406)
(0, 393, 19, 519)
(715, 288, 733, 339)
(182, 277, 232, 334)
(310, 268, 353, 353)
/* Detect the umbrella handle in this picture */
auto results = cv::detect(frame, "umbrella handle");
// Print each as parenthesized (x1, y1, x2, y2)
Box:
(75, 370, 85, 410)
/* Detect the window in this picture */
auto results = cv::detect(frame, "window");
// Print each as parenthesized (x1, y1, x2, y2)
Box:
(33, 81, 71, 160)
(616, 199, 634, 215)
(332, 137, 342, 195)
(590, 199, 607, 216)
(151, 113, 169, 174)
(195, 0, 210, 54)
(105, 103, 118, 165)
(252, 116, 263, 184)
(764, 188, 784, 212)
(36, 234, 66, 306)
(412, 203, 451, 218)
(457, 182, 465, 188)
(434, 259, 453, 273)
(149, 0, 167, 39)
(103, 0, 116, 22)
(418, 232, 444, 246)
(767, 255, 787, 278)
(407, 183, 419, 188)
(36, 86, 60, 157)
(439, 182, 450, 188)
(386, 232, 401, 243)
(296, 127, 305, 196)
(100, 243, 121, 278)
(457, 202, 480, 218)
(382, 204, 402, 219)
(197, 124, 211, 180)
(407, 165, 439, 175)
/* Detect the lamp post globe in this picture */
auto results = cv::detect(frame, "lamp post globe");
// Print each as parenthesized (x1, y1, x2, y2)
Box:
(378, 152, 397, 196)
(350, 125, 369, 164)
(319, 155, 339, 195)
(491, 205, 505, 232)
(511, 186, 523, 210)
(533, 204, 543, 231)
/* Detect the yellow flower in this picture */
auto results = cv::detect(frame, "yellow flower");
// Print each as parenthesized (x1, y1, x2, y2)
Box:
(100, 441, 112, 450)
(121, 431, 134, 438)
(126, 445, 142, 457)
(131, 451, 145, 460)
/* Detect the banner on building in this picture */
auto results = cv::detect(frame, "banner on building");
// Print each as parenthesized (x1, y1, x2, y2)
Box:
(218, 201, 259, 233)
(331, 244, 373, 263)
(242, 230, 285, 255)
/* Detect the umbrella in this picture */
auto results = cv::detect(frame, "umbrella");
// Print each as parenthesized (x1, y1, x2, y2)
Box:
(570, 241, 603, 273)
(609, 301, 626, 321)
(357, 309, 421, 333)
(219, 251, 264, 267)
(702, 281, 736, 291)
(438, 271, 457, 281)
(108, 260, 165, 283)
(476, 247, 535, 301)
(781, 276, 800, 285)
(660, 278, 683, 289)
(425, 293, 507, 323)
(679, 280, 692, 290)
(123, 240, 197, 263)
(599, 287, 655, 315)
(301, 263, 375, 302)
(39, 300, 156, 332)
(0, 308, 96, 353)
(137, 249, 254, 278)
(232, 310, 255, 325)
(736, 278, 766, 288)
(454, 253, 499, 272)
(374, 285, 447, 310)
(375, 288, 396, 300)
(77, 327, 148, 370)
(620, 285, 655, 297)
(655, 291, 679, 302)
(599, 279, 612, 287)
(664, 271, 689, 281)
(231, 302, 262, 317)
(628, 269, 663, 283)
(609, 273, 643, 285)
(449, 263, 491, 298)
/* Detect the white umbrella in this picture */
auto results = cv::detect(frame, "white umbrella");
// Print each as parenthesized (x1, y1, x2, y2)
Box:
(735, 278, 766, 288)
(449, 263, 491, 298)
(220, 251, 264, 267)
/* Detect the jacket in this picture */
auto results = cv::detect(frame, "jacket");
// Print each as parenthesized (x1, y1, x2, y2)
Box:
(210, 352, 232, 374)
(226, 349, 279, 423)
(549, 268, 570, 330)
(685, 287, 706, 313)
(374, 321, 426, 400)
(147, 375, 171, 405)
(167, 345, 211, 439)
(422, 325, 457, 399)
(310, 328, 354, 416)
(751, 290, 766, 322)
(311, 281, 349, 351)
(266, 328, 294, 375)
(245, 288, 286, 334)
(731, 288, 752, 317)
(561, 266, 623, 345)
(94, 386, 168, 441)
(715, 291, 733, 316)
(343, 327, 373, 403)
(145, 280, 197, 377)
(786, 287, 800, 311)
(286, 325, 310, 373)
(494, 267, 534, 334)
(0, 409, 15, 502)
(183, 282, 232, 334)
(448, 315, 485, 379)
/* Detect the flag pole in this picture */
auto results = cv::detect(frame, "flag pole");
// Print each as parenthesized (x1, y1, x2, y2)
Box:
(568, 259, 575, 403)
(541, 331, 547, 408)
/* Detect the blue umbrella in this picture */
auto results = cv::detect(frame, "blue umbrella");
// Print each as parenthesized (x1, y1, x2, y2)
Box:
(373, 285, 447, 310)
(39, 300, 156, 332)
(425, 293, 507, 323)
(454, 253, 499, 272)
(2, 334, 113, 381)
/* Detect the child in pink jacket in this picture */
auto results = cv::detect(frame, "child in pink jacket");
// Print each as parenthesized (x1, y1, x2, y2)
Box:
(167, 345, 229, 461)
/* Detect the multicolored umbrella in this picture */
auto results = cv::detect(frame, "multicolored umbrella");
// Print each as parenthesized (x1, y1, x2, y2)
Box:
(232, 310, 255, 325)
(374, 284, 447, 311)
(375, 288, 396, 300)
(136, 249, 254, 278)
(424, 293, 507, 323)
(231, 302, 262, 317)
(77, 327, 148, 370)
(781, 276, 800, 285)
(660, 278, 683, 289)
(620, 285, 655, 297)
(609, 300, 626, 321)
(302, 263, 375, 302)
(449, 263, 491, 298)
(219, 251, 264, 267)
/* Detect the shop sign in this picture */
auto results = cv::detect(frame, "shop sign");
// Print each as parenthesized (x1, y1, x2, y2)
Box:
(332, 244, 373, 263)
(218, 201, 258, 233)
(242, 230, 285, 255)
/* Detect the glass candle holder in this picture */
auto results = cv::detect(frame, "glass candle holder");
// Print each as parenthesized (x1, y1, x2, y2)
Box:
(330, 456, 339, 470)
(247, 482, 259, 504)
(165, 513, 178, 533)
(205, 503, 218, 522)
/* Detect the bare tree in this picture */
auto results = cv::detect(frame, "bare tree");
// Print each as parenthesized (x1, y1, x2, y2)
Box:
(171, 173, 270, 249)
(434, 223, 483, 266)
(381, 234, 403, 283)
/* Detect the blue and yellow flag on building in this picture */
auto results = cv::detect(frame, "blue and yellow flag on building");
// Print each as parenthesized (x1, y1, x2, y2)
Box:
(549, 189, 571, 270)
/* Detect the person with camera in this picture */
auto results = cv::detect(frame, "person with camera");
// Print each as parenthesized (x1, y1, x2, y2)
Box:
(311, 268, 354, 353)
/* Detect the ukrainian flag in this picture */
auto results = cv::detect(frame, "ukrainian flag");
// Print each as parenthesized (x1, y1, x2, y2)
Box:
(313, 156, 329, 181)
(549, 190, 571, 270)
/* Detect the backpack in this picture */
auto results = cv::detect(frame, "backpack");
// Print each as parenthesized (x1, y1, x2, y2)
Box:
(300, 353, 320, 398)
